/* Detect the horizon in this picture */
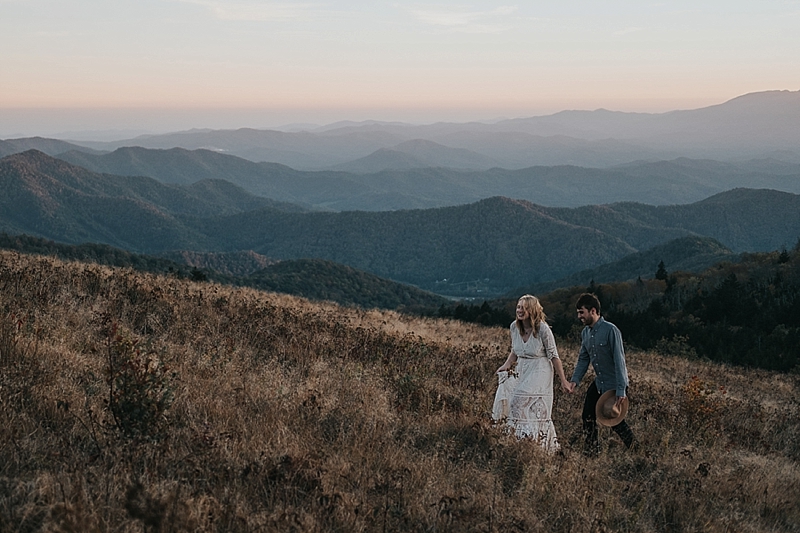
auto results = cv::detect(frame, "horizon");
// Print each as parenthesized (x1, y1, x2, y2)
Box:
(2, 1, 799, 140)
(2, 89, 797, 142)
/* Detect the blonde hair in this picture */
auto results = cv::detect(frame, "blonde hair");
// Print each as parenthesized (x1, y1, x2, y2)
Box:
(516, 294, 546, 338)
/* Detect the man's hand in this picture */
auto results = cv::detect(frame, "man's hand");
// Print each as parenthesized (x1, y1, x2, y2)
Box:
(615, 396, 627, 409)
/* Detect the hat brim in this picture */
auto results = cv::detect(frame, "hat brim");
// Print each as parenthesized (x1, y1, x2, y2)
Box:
(596, 390, 629, 427)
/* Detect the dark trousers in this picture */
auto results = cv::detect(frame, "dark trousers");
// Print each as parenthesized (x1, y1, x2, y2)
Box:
(582, 382, 635, 451)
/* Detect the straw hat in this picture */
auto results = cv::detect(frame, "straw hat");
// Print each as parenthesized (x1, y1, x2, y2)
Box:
(596, 390, 629, 427)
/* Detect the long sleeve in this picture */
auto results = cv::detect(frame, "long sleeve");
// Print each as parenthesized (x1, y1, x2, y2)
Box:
(569, 319, 629, 395)
(570, 329, 590, 384)
(610, 325, 629, 397)
(540, 323, 559, 360)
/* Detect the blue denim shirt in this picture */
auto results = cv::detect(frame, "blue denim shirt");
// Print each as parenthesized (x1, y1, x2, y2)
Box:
(571, 317, 629, 397)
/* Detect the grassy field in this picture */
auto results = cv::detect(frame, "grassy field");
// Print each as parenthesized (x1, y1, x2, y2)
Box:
(1, 250, 798, 532)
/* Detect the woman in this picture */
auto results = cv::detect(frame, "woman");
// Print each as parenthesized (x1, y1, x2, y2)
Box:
(493, 295, 571, 452)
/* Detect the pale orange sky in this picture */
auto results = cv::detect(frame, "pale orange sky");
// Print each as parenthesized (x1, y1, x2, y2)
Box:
(2, 1, 799, 137)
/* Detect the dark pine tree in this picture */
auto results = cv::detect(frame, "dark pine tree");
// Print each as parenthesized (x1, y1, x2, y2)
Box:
(656, 260, 668, 281)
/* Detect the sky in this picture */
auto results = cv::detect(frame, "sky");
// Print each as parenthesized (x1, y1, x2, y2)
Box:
(1, 0, 799, 138)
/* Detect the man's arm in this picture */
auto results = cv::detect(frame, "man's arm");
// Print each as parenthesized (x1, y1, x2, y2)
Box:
(611, 325, 629, 398)
(570, 329, 590, 386)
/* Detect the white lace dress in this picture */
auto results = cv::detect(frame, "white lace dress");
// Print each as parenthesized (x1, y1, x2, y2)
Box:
(492, 321, 560, 452)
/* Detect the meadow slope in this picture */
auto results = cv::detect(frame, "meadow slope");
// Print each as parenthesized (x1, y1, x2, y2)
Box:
(1, 250, 798, 532)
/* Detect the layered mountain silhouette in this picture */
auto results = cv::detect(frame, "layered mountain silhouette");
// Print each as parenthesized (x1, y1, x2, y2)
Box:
(329, 139, 500, 173)
(0, 136, 97, 158)
(53, 146, 800, 211)
(56, 122, 676, 170)
(3, 150, 799, 296)
(57, 90, 800, 169)
(0, 150, 301, 251)
(3, 90, 799, 214)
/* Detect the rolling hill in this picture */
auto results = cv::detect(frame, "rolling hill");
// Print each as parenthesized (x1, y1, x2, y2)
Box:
(3, 151, 799, 296)
(70, 126, 407, 169)
(189, 196, 640, 294)
(243, 258, 450, 310)
(0, 150, 300, 251)
(54, 145, 800, 210)
(330, 139, 502, 173)
(512, 235, 738, 296)
(0, 233, 450, 311)
(0, 136, 97, 158)
(60, 123, 676, 170)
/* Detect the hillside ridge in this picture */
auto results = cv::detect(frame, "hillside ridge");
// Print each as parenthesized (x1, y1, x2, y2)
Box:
(2, 150, 799, 296)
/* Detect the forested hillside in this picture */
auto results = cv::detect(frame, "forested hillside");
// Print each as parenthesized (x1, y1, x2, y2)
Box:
(0, 233, 449, 312)
(244, 258, 450, 311)
(0, 150, 295, 250)
(3, 150, 799, 297)
(605, 248, 800, 372)
(55, 145, 800, 210)
(160, 249, 276, 276)
(446, 244, 800, 373)
(515, 235, 737, 295)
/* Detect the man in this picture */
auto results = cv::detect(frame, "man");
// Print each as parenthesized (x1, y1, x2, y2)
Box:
(566, 293, 636, 455)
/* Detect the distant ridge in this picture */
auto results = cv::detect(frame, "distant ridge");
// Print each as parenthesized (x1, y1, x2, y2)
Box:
(53, 145, 800, 211)
(0, 150, 294, 251)
(331, 139, 500, 173)
(3, 151, 799, 297)
(333, 148, 431, 173)
(62, 90, 800, 169)
(0, 136, 98, 158)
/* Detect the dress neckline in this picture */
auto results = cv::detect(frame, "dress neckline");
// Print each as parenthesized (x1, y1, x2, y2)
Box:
(521, 327, 534, 343)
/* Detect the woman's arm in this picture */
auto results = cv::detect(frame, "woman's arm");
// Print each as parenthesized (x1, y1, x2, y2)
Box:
(498, 323, 518, 373)
(551, 356, 571, 391)
(540, 323, 559, 359)
(541, 323, 571, 390)
(497, 350, 517, 373)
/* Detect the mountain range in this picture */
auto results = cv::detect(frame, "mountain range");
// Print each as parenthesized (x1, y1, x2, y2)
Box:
(3, 150, 798, 296)
(1, 90, 799, 213)
(50, 146, 800, 211)
(0, 136, 94, 158)
(54, 90, 800, 170)
(3, 90, 799, 298)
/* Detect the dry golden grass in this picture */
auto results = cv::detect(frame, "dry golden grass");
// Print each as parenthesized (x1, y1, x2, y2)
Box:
(1, 250, 799, 532)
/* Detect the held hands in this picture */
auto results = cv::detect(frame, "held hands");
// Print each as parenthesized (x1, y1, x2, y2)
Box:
(562, 381, 576, 394)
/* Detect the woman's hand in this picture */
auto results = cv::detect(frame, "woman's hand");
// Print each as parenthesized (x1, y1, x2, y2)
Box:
(561, 380, 575, 393)
(498, 350, 516, 374)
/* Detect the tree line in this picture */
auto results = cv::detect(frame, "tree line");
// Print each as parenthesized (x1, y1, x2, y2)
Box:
(439, 243, 800, 373)
(4, 231, 798, 372)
